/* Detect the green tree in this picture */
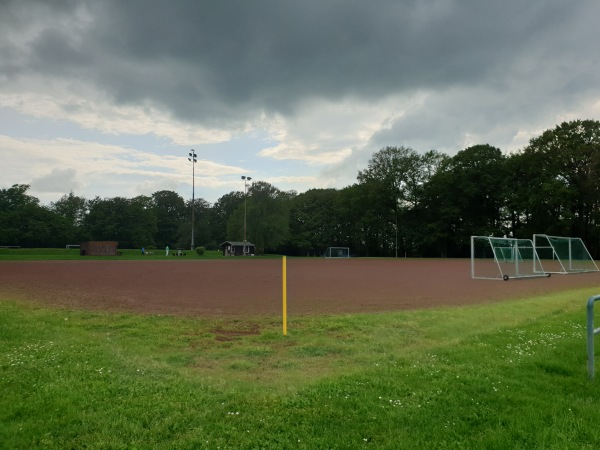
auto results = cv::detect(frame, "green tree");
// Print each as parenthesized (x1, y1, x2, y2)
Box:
(515, 119, 600, 256)
(0, 184, 39, 210)
(287, 188, 342, 256)
(151, 190, 187, 247)
(421, 144, 507, 256)
(50, 192, 88, 244)
(356, 147, 446, 256)
(227, 181, 293, 253)
(0, 184, 67, 247)
(128, 195, 157, 248)
(504, 150, 571, 238)
(178, 197, 211, 250)
(84, 196, 156, 248)
(337, 182, 389, 257)
(209, 191, 244, 249)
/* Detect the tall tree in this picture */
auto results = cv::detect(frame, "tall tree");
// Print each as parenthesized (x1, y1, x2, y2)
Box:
(503, 150, 571, 238)
(356, 147, 446, 256)
(128, 195, 157, 248)
(421, 144, 507, 256)
(337, 182, 390, 257)
(50, 192, 88, 244)
(0, 184, 39, 210)
(0, 184, 67, 247)
(517, 119, 600, 256)
(178, 197, 211, 249)
(210, 191, 244, 248)
(227, 181, 293, 253)
(151, 190, 187, 247)
(84, 196, 156, 248)
(287, 188, 341, 256)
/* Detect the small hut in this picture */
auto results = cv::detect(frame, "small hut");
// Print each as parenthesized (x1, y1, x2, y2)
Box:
(80, 241, 119, 256)
(220, 241, 255, 256)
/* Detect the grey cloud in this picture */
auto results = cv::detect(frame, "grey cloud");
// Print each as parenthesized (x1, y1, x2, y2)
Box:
(3, 0, 596, 127)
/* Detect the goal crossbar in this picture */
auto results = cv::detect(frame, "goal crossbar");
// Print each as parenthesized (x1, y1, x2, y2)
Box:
(324, 247, 350, 258)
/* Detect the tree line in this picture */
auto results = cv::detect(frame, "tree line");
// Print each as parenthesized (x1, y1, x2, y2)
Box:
(2, 119, 600, 258)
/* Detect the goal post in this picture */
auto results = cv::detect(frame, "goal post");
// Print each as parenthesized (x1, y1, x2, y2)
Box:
(471, 236, 549, 280)
(533, 234, 599, 274)
(324, 247, 350, 258)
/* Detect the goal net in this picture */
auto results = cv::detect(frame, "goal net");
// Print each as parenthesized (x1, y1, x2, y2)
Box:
(533, 234, 599, 274)
(471, 236, 548, 280)
(324, 247, 350, 258)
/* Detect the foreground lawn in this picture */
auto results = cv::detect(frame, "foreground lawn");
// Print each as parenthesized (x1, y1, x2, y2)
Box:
(2, 289, 600, 448)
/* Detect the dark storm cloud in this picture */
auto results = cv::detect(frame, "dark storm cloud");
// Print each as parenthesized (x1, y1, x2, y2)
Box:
(2, 0, 595, 128)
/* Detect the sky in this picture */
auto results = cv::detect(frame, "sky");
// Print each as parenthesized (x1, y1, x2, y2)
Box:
(2, 0, 600, 206)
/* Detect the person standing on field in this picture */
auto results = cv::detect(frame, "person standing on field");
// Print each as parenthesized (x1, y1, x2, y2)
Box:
(165, 245, 169, 256)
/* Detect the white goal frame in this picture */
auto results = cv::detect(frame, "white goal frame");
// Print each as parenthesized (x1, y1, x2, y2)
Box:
(471, 236, 549, 281)
(533, 234, 599, 274)
(324, 247, 350, 258)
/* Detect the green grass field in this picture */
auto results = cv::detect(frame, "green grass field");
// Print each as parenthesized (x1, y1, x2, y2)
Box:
(0, 248, 271, 260)
(2, 285, 600, 448)
(0, 247, 223, 260)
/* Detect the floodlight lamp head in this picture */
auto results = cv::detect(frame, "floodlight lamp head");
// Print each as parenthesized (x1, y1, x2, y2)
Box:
(241, 175, 246, 180)
(247, 177, 252, 181)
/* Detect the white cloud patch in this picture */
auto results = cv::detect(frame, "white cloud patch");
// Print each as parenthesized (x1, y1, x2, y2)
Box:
(0, 87, 234, 146)
(0, 132, 256, 204)
(31, 167, 79, 193)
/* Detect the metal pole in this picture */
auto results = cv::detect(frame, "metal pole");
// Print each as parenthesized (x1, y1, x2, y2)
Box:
(242, 175, 252, 245)
(188, 150, 197, 251)
(395, 210, 398, 258)
(569, 238, 573, 271)
(192, 158, 195, 250)
(587, 295, 600, 379)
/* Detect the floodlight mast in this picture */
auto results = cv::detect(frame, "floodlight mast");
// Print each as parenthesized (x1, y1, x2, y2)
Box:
(241, 175, 252, 245)
(188, 150, 197, 251)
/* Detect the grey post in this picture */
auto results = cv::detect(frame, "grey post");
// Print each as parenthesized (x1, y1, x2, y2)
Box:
(587, 295, 600, 378)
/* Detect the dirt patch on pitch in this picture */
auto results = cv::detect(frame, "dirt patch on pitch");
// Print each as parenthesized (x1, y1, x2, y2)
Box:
(1, 259, 599, 317)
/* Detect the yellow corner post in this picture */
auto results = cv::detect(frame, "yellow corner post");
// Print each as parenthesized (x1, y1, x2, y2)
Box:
(282, 255, 287, 336)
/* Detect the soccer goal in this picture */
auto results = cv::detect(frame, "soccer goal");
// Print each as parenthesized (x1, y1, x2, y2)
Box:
(471, 236, 549, 280)
(324, 247, 350, 258)
(533, 234, 599, 274)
